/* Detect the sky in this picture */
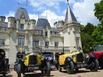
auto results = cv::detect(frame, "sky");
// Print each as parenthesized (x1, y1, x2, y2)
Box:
(0, 0, 101, 26)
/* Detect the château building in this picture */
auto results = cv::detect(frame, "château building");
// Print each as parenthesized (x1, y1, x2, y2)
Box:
(0, 1, 82, 67)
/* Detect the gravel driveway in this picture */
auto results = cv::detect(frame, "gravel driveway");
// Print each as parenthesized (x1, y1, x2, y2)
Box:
(1, 68, 103, 77)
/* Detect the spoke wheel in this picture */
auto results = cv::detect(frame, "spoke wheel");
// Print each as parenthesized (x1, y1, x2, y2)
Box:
(58, 65, 62, 72)
(42, 62, 51, 76)
(66, 61, 74, 74)
(90, 59, 99, 71)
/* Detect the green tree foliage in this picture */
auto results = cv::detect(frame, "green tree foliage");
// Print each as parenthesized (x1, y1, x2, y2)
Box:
(95, 0, 103, 24)
(80, 23, 96, 53)
(92, 24, 103, 45)
(80, 0, 103, 53)
(94, 0, 103, 44)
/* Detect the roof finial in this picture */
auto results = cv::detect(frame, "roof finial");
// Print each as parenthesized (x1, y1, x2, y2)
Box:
(67, 0, 69, 2)
(67, 0, 69, 6)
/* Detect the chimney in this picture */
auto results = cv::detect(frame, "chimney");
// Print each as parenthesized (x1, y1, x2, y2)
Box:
(0, 16, 6, 22)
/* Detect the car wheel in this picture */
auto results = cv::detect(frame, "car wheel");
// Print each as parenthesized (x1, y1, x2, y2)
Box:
(58, 65, 62, 72)
(75, 68, 79, 72)
(66, 61, 74, 74)
(17, 72, 21, 77)
(90, 59, 99, 71)
(3, 73, 6, 77)
(16, 64, 22, 77)
(99, 56, 103, 69)
(42, 62, 51, 76)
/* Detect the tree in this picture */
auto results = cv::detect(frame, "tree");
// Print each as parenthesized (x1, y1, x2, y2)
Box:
(92, 24, 103, 45)
(80, 0, 103, 53)
(95, 0, 103, 24)
(80, 23, 96, 53)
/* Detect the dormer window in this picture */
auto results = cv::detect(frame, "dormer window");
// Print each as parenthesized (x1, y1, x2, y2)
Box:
(19, 24, 24, 31)
(21, 14, 25, 19)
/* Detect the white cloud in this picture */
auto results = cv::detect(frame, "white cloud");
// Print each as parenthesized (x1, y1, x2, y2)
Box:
(40, 10, 64, 27)
(27, 0, 65, 11)
(27, 0, 101, 25)
(5, 11, 15, 22)
(29, 14, 38, 20)
(73, 0, 100, 25)
(14, 0, 100, 24)
(5, 0, 101, 25)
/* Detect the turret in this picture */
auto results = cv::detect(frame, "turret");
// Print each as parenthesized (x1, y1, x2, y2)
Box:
(29, 19, 36, 29)
(54, 21, 64, 28)
(59, 0, 82, 51)
(8, 17, 16, 28)
(0, 16, 6, 22)
(65, 0, 77, 24)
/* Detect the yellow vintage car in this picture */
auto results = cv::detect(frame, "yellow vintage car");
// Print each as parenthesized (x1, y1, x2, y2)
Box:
(58, 50, 99, 74)
(14, 52, 51, 77)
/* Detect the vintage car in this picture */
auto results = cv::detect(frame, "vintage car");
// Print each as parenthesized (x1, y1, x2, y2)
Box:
(0, 49, 9, 76)
(14, 52, 51, 77)
(90, 45, 103, 68)
(42, 52, 56, 69)
(58, 50, 99, 74)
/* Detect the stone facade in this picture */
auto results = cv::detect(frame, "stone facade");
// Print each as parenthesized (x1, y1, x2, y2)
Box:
(0, 2, 82, 67)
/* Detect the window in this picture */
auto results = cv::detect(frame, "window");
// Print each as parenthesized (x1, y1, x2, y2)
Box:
(54, 42, 58, 48)
(18, 35, 25, 46)
(54, 32, 57, 34)
(0, 39, 5, 46)
(45, 41, 49, 48)
(0, 26, 7, 32)
(19, 24, 24, 31)
(50, 31, 52, 34)
(33, 30, 43, 36)
(32, 40, 39, 48)
(76, 37, 80, 48)
(45, 31, 48, 37)
(68, 32, 70, 34)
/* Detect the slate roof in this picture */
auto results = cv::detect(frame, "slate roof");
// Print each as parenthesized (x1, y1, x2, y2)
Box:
(15, 7, 29, 20)
(36, 18, 51, 28)
(65, 3, 77, 23)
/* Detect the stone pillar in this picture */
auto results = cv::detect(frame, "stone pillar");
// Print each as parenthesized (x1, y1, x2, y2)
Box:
(24, 34, 28, 46)
(29, 19, 36, 29)
(28, 33, 33, 52)
(16, 19, 19, 29)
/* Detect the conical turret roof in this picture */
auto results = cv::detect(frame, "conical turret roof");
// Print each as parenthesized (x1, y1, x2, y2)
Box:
(65, 0, 77, 23)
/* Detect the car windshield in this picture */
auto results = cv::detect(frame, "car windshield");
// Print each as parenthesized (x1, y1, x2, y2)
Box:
(94, 45, 103, 52)
(43, 52, 53, 58)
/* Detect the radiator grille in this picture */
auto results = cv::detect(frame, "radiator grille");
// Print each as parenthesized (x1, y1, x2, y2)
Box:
(29, 55, 37, 65)
(76, 53, 84, 62)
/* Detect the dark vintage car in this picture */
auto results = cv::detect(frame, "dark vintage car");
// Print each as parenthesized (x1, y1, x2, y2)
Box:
(57, 50, 99, 74)
(90, 45, 103, 68)
(14, 52, 51, 77)
(0, 49, 9, 76)
(42, 52, 56, 69)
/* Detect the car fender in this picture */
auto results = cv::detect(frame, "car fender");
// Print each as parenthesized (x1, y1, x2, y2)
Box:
(87, 56, 97, 64)
(65, 57, 73, 64)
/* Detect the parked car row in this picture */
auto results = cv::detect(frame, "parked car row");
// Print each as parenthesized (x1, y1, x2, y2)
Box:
(0, 46, 103, 77)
